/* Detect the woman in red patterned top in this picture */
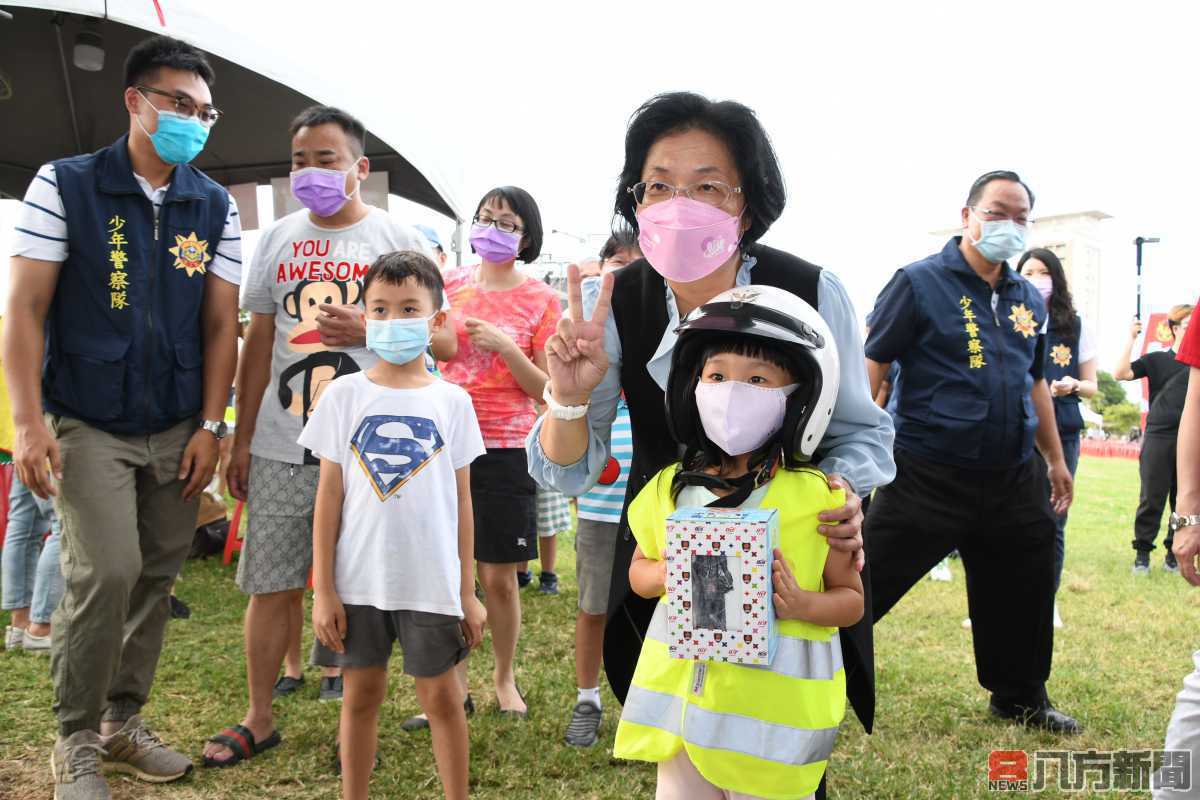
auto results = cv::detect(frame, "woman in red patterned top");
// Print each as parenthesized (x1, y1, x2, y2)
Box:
(439, 187, 561, 716)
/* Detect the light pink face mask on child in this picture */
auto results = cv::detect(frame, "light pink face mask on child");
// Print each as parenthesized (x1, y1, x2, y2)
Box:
(695, 380, 799, 456)
(636, 197, 742, 283)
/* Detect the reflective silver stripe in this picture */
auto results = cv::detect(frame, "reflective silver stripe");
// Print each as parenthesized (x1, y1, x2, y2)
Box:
(648, 601, 843, 681)
(683, 704, 839, 767)
(623, 685, 684, 735)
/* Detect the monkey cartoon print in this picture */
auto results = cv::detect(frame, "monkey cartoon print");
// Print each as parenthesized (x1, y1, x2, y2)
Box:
(240, 206, 434, 466)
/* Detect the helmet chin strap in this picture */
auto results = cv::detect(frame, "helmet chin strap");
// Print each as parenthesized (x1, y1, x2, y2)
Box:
(677, 444, 783, 509)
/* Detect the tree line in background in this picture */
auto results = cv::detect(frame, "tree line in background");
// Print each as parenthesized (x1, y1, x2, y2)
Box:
(1091, 371, 1142, 438)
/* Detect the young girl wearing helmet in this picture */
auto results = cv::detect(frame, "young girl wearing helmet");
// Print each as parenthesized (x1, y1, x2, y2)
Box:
(613, 285, 864, 800)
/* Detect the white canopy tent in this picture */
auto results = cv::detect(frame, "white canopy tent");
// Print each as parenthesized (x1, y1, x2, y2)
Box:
(0, 0, 465, 228)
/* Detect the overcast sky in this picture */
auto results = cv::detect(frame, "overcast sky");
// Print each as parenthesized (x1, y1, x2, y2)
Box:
(3, 0, 1197, 374)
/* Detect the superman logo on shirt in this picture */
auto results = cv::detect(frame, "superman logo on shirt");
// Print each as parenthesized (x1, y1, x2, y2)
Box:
(350, 415, 444, 501)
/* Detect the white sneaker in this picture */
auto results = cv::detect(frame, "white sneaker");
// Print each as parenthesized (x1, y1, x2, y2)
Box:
(4, 625, 24, 650)
(1052, 604, 1063, 629)
(928, 559, 952, 582)
(961, 617, 972, 630)
(23, 629, 51, 654)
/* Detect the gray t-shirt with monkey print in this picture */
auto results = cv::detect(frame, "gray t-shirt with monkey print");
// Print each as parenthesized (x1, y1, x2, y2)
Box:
(241, 206, 433, 465)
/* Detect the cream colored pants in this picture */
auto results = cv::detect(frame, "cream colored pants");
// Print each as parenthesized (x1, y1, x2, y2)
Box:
(655, 750, 815, 800)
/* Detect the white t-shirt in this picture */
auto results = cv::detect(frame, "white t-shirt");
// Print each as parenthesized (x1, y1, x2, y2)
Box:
(297, 372, 485, 616)
(11, 163, 242, 285)
(1078, 317, 1097, 364)
(242, 206, 434, 464)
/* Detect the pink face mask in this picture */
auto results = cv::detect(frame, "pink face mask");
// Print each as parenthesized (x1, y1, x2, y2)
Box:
(636, 197, 742, 283)
(695, 380, 799, 456)
(1028, 275, 1053, 303)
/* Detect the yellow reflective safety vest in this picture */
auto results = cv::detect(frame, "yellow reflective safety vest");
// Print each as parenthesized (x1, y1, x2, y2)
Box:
(614, 465, 846, 800)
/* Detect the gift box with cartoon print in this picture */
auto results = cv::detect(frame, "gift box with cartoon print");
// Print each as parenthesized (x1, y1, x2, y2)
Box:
(664, 507, 779, 665)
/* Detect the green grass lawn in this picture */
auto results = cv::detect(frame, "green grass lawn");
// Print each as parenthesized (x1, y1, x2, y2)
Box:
(1, 455, 1195, 798)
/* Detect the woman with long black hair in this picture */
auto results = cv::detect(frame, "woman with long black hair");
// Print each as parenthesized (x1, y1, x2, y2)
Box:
(1019, 248, 1097, 625)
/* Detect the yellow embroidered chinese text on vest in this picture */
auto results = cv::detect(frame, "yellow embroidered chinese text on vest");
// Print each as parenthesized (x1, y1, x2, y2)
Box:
(614, 466, 846, 800)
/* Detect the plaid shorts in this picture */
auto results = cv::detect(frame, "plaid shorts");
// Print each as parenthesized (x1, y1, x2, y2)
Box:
(536, 487, 572, 538)
(235, 456, 319, 595)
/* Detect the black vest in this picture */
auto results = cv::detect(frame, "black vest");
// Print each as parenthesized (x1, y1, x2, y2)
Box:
(1045, 315, 1083, 436)
(602, 243, 876, 733)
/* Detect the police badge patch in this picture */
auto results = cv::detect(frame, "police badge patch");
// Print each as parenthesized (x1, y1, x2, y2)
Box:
(169, 232, 212, 277)
(350, 415, 445, 501)
(1008, 303, 1038, 338)
(1051, 344, 1072, 367)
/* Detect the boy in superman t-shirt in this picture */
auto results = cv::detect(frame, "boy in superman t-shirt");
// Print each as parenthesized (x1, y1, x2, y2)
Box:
(300, 251, 486, 800)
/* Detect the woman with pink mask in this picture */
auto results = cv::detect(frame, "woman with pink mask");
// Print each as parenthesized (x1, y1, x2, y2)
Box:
(527, 92, 894, 799)
(1018, 248, 1097, 626)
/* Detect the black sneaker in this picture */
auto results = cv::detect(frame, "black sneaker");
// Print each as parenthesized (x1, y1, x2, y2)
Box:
(169, 595, 191, 620)
(1133, 552, 1151, 576)
(564, 701, 602, 747)
(319, 675, 344, 702)
(538, 571, 560, 595)
(516, 570, 533, 589)
(401, 695, 475, 732)
(273, 675, 305, 698)
(1165, 551, 1180, 573)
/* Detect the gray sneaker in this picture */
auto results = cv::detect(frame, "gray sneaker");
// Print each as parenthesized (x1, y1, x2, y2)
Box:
(22, 628, 52, 654)
(564, 701, 602, 747)
(51, 730, 110, 800)
(1133, 552, 1151, 576)
(4, 625, 23, 650)
(101, 715, 192, 783)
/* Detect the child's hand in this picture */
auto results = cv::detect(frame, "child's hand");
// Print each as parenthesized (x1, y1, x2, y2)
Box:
(460, 594, 487, 649)
(657, 559, 668, 594)
(313, 590, 347, 654)
(772, 548, 814, 622)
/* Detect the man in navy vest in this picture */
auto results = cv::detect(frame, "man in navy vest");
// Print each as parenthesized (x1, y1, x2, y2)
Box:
(863, 171, 1080, 734)
(4, 36, 240, 799)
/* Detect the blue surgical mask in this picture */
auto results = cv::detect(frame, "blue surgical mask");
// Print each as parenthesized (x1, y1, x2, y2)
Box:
(136, 95, 210, 165)
(969, 213, 1027, 264)
(366, 316, 432, 365)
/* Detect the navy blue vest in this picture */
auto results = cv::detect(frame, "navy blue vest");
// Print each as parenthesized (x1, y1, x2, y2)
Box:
(45, 135, 229, 435)
(1045, 315, 1083, 436)
(893, 238, 1045, 469)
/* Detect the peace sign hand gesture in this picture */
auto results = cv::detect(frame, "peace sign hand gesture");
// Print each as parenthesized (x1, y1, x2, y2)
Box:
(544, 264, 615, 406)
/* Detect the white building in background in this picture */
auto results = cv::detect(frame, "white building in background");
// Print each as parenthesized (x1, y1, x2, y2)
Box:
(931, 209, 1111, 326)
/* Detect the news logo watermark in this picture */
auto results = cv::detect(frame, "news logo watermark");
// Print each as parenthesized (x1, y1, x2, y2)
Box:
(988, 749, 1191, 792)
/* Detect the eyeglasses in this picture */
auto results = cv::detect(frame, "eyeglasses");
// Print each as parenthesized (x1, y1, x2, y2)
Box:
(628, 180, 743, 208)
(137, 86, 222, 127)
(473, 215, 524, 234)
(970, 206, 1033, 228)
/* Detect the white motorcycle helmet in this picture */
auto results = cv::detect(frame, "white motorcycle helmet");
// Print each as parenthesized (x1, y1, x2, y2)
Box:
(665, 285, 840, 462)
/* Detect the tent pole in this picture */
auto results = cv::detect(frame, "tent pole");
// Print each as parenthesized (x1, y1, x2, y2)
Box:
(52, 15, 83, 154)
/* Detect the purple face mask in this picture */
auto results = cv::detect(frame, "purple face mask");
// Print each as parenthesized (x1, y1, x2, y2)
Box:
(695, 380, 799, 456)
(290, 162, 359, 217)
(470, 223, 522, 263)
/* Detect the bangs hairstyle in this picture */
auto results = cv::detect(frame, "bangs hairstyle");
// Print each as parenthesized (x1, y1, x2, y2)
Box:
(361, 251, 444, 309)
(1018, 248, 1076, 341)
(289, 105, 367, 157)
(966, 169, 1036, 210)
(615, 92, 786, 248)
(124, 35, 215, 88)
(669, 333, 817, 502)
(600, 225, 640, 262)
(474, 186, 543, 263)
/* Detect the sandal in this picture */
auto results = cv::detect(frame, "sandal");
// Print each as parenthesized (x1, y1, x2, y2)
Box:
(333, 742, 382, 775)
(202, 724, 282, 768)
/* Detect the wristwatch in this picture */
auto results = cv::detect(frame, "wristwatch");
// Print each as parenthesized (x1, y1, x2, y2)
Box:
(542, 383, 590, 421)
(201, 419, 229, 440)
(1171, 512, 1200, 531)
